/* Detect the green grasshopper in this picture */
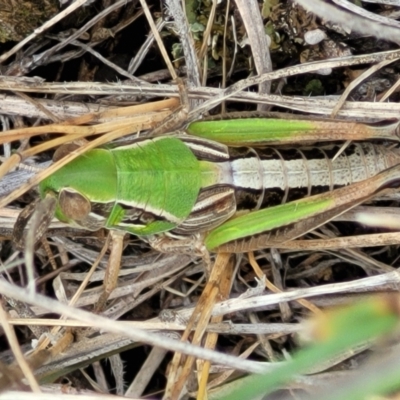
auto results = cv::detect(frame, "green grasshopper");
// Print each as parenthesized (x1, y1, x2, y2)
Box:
(16, 113, 400, 310)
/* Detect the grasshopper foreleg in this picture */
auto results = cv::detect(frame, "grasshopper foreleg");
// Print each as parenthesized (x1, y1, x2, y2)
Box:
(95, 230, 126, 313)
(148, 234, 211, 271)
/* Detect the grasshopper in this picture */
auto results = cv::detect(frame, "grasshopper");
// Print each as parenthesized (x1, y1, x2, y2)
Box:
(15, 112, 400, 312)
(5, 110, 400, 396)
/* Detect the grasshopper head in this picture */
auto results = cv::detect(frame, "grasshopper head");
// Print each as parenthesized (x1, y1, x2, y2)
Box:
(39, 148, 118, 230)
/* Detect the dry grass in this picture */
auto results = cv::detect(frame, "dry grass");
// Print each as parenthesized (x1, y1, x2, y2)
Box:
(1, 0, 400, 398)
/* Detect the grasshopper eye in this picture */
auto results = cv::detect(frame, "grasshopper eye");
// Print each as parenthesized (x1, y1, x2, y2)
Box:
(53, 143, 80, 162)
(59, 189, 91, 221)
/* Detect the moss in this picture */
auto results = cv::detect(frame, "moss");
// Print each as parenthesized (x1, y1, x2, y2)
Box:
(0, 0, 59, 42)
